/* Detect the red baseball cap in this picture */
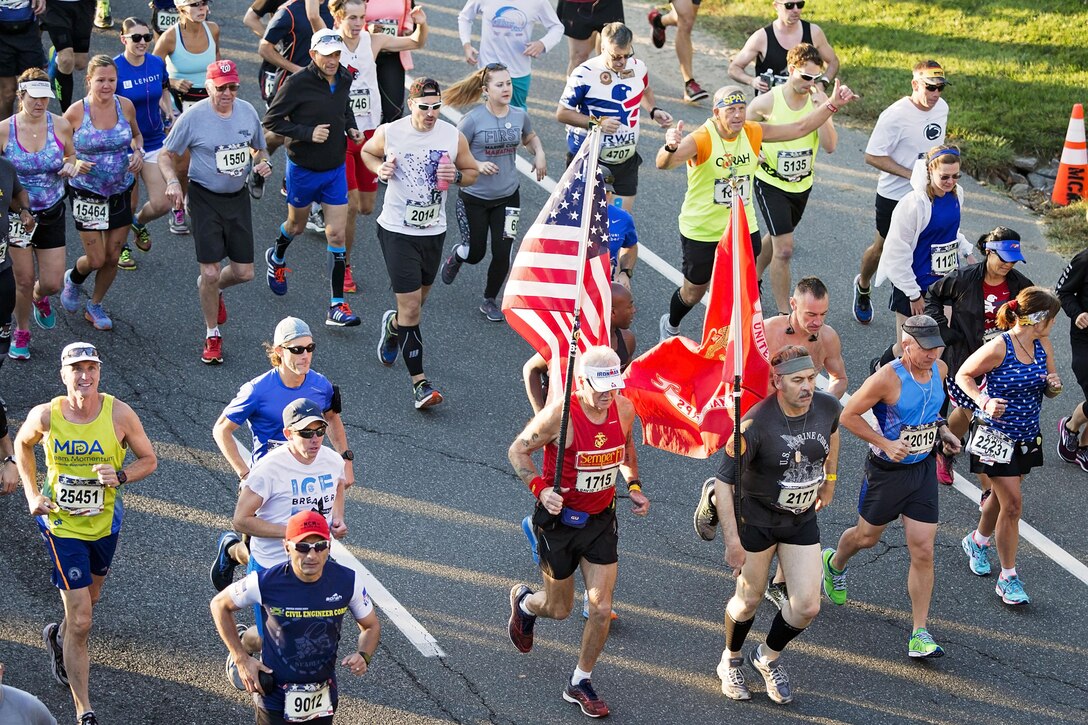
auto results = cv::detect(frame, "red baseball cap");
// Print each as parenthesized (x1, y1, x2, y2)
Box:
(207, 59, 239, 86)
(285, 511, 331, 542)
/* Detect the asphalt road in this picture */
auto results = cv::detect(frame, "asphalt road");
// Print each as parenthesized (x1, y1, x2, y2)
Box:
(0, 1, 1086, 723)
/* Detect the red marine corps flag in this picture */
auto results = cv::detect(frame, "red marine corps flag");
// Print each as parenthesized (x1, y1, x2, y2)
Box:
(623, 191, 770, 458)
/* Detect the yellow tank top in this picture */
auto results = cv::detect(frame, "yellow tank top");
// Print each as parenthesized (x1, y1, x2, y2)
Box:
(679, 119, 761, 242)
(754, 85, 819, 193)
(42, 394, 127, 541)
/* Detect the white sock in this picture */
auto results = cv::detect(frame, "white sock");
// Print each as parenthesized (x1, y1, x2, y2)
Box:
(571, 666, 592, 686)
(207, 327, 220, 338)
(1000, 567, 1017, 579)
(518, 598, 534, 616)
(972, 530, 990, 547)
(455, 243, 470, 261)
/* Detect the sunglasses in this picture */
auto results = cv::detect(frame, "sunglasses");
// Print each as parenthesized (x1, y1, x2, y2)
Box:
(415, 101, 442, 111)
(798, 71, 822, 82)
(924, 83, 945, 92)
(188, 1, 210, 6)
(283, 343, 316, 354)
(292, 540, 331, 553)
(295, 425, 328, 439)
(125, 33, 153, 43)
(938, 172, 962, 181)
(214, 83, 239, 93)
(484, 62, 508, 71)
(778, 1, 804, 8)
(608, 51, 634, 62)
(62, 345, 99, 363)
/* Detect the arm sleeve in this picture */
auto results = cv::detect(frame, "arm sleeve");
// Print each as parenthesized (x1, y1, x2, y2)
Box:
(1056, 251, 1088, 319)
(456, 0, 478, 45)
(535, 0, 564, 52)
(228, 571, 263, 608)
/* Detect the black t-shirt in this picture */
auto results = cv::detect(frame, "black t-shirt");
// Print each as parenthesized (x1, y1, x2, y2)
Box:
(717, 390, 841, 527)
(250, 0, 289, 18)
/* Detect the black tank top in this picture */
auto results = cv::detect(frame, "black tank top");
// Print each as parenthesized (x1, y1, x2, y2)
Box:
(612, 328, 631, 371)
(756, 20, 813, 76)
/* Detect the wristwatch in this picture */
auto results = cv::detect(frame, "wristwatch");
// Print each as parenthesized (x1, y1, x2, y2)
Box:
(2, 455, 14, 465)
(341, 449, 354, 462)
(453, 170, 463, 186)
(620, 268, 633, 279)
(116, 470, 128, 485)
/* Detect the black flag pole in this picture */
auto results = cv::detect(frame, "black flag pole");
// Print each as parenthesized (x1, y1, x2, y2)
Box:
(727, 174, 745, 510)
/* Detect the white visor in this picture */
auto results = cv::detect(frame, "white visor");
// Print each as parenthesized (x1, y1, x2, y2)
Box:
(19, 81, 54, 99)
(583, 365, 624, 392)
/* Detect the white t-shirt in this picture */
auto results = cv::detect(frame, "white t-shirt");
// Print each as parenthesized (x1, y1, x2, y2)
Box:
(559, 54, 649, 163)
(243, 445, 346, 567)
(340, 33, 382, 133)
(377, 116, 461, 236)
(865, 96, 949, 200)
(457, 0, 563, 79)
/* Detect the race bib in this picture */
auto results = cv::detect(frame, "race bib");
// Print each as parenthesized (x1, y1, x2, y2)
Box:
(55, 475, 105, 515)
(713, 177, 751, 206)
(283, 682, 334, 722)
(966, 423, 1014, 464)
(898, 423, 937, 456)
(930, 241, 958, 276)
(369, 19, 398, 35)
(155, 8, 179, 32)
(262, 70, 278, 100)
(503, 207, 520, 239)
(983, 328, 1002, 342)
(775, 477, 821, 515)
(774, 149, 812, 180)
(349, 89, 371, 116)
(0, 239, 6, 265)
(599, 143, 635, 164)
(575, 467, 618, 494)
(214, 143, 250, 176)
(404, 199, 440, 228)
(72, 195, 108, 230)
(8, 213, 33, 247)
(182, 98, 199, 113)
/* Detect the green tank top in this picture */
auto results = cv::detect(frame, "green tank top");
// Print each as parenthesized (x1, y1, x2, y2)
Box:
(679, 118, 761, 242)
(42, 394, 127, 541)
(754, 85, 819, 193)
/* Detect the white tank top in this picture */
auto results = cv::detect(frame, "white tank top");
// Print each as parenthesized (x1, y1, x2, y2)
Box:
(340, 32, 382, 132)
(377, 116, 460, 236)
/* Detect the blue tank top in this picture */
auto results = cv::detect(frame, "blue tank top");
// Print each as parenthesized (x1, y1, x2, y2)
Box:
(114, 54, 167, 152)
(71, 98, 134, 198)
(911, 191, 959, 293)
(5, 115, 66, 210)
(873, 359, 945, 464)
(166, 22, 216, 85)
(982, 333, 1046, 442)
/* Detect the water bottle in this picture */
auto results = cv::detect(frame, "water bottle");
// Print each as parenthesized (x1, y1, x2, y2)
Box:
(436, 152, 451, 192)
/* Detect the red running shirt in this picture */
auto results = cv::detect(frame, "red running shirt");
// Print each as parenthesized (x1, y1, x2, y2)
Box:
(542, 399, 626, 515)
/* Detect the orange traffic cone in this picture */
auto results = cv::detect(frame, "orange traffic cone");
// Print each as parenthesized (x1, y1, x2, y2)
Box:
(1052, 103, 1087, 206)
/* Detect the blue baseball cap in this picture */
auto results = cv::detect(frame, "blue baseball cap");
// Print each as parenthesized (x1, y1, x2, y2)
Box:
(985, 239, 1026, 263)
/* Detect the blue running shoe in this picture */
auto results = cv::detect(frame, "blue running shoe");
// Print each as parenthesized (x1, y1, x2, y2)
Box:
(326, 302, 360, 327)
(377, 309, 398, 366)
(83, 302, 112, 331)
(61, 269, 80, 313)
(852, 274, 873, 324)
(961, 532, 991, 576)
(521, 515, 539, 565)
(265, 247, 289, 296)
(996, 575, 1030, 605)
(210, 531, 242, 591)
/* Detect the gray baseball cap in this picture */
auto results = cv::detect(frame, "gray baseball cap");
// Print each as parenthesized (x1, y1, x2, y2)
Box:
(902, 315, 945, 349)
(273, 317, 312, 347)
(282, 398, 326, 430)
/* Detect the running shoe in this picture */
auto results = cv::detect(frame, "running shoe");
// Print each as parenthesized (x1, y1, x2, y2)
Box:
(78, 712, 99, 725)
(821, 547, 847, 605)
(659, 312, 679, 343)
(47, 47, 59, 99)
(413, 379, 443, 409)
(746, 647, 792, 704)
(563, 678, 609, 718)
(377, 310, 398, 366)
(694, 477, 718, 541)
(480, 298, 503, 322)
(117, 245, 137, 270)
(32, 295, 56, 329)
(996, 574, 1030, 605)
(169, 214, 190, 235)
(508, 584, 536, 653)
(961, 532, 991, 576)
(1076, 447, 1088, 474)
(716, 656, 750, 700)
(1056, 416, 1079, 463)
(43, 622, 69, 686)
(852, 274, 873, 324)
(131, 221, 152, 251)
(280, 179, 288, 197)
(327, 302, 361, 327)
(343, 264, 357, 294)
(580, 590, 618, 621)
(647, 8, 667, 49)
(979, 487, 993, 512)
(94, 0, 113, 28)
(521, 515, 540, 565)
(936, 450, 955, 485)
(8, 329, 29, 360)
(225, 653, 246, 691)
(684, 79, 709, 103)
(202, 335, 223, 365)
(210, 531, 242, 591)
(306, 206, 326, 233)
(908, 628, 944, 658)
(83, 302, 112, 331)
(265, 247, 290, 296)
(61, 269, 80, 313)
(869, 356, 881, 375)
(218, 293, 227, 325)
(764, 581, 789, 611)
(248, 168, 265, 200)
(440, 249, 463, 285)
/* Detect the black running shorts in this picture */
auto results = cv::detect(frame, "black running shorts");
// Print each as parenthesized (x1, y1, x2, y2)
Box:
(874, 193, 899, 240)
(754, 178, 811, 237)
(857, 454, 939, 526)
(534, 503, 618, 581)
(558, 0, 624, 41)
(739, 513, 819, 553)
(680, 231, 761, 286)
(42, 0, 94, 54)
(189, 182, 255, 265)
(969, 436, 1043, 478)
(376, 225, 445, 293)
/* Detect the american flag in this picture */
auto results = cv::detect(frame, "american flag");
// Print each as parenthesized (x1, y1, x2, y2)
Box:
(502, 140, 612, 387)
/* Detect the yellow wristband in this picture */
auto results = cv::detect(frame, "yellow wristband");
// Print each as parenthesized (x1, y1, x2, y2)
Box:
(627, 483, 642, 493)
(824, 474, 838, 482)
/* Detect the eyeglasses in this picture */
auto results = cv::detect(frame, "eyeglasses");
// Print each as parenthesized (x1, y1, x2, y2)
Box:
(283, 343, 316, 354)
(415, 101, 442, 111)
(294, 425, 328, 439)
(777, 1, 804, 8)
(292, 540, 331, 553)
(938, 172, 962, 181)
(214, 83, 239, 93)
(62, 345, 99, 363)
(125, 33, 153, 43)
(924, 83, 945, 92)
(798, 71, 822, 82)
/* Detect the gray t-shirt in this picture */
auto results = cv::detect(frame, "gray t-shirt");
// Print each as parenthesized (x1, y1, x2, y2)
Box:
(165, 99, 266, 194)
(0, 685, 57, 725)
(458, 104, 531, 200)
(717, 391, 841, 527)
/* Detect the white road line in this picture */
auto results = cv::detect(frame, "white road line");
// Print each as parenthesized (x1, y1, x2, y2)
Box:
(421, 82, 1088, 588)
(236, 437, 445, 657)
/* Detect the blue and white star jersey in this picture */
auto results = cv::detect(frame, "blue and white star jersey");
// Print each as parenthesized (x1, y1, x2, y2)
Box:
(560, 55, 648, 165)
